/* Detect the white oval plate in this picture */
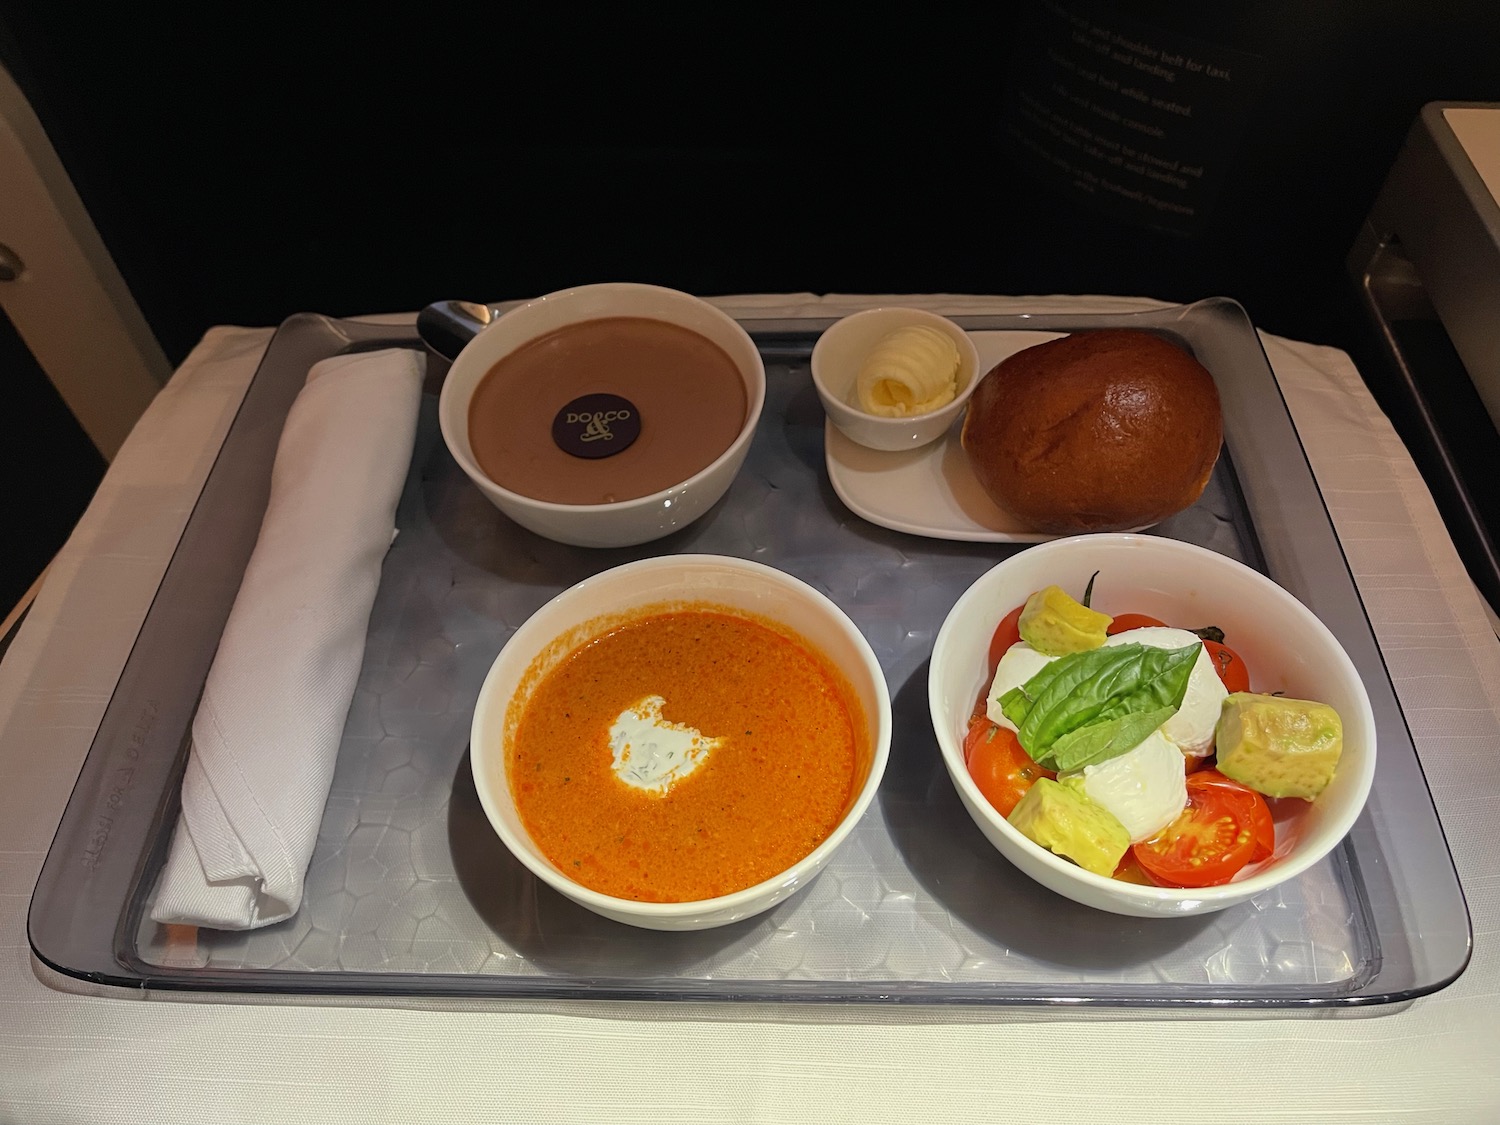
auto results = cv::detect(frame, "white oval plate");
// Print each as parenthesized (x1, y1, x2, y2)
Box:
(824, 330, 1070, 542)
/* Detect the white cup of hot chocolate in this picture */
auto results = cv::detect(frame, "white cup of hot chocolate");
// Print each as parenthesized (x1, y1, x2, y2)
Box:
(438, 283, 767, 548)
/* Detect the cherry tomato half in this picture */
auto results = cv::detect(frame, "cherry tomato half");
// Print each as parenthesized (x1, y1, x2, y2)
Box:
(964, 718, 1054, 818)
(1111, 852, 1158, 886)
(1185, 768, 1275, 862)
(1131, 771, 1271, 887)
(1106, 612, 1167, 635)
(1202, 639, 1251, 693)
(987, 604, 1026, 678)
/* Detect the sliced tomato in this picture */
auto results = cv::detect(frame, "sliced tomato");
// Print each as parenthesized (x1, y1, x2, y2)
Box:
(1202, 639, 1251, 693)
(987, 603, 1026, 678)
(965, 718, 1054, 818)
(1131, 772, 1269, 887)
(1106, 612, 1167, 635)
(1111, 852, 1157, 886)
(1185, 768, 1275, 862)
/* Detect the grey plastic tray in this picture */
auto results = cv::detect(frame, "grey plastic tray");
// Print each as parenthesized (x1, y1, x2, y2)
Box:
(29, 299, 1471, 1007)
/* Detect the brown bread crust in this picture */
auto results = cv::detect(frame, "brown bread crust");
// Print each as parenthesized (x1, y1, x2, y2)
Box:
(961, 329, 1223, 533)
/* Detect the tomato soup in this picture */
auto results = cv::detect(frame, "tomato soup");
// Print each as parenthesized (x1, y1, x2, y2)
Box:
(507, 605, 864, 902)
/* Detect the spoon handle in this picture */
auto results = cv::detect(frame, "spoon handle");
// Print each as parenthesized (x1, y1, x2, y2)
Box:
(416, 300, 503, 361)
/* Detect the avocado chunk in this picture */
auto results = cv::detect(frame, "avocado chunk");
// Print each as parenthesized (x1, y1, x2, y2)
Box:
(1018, 585, 1113, 656)
(1007, 776, 1131, 877)
(1214, 693, 1343, 800)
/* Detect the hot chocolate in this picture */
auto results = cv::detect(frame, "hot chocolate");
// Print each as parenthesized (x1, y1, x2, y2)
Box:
(468, 316, 748, 505)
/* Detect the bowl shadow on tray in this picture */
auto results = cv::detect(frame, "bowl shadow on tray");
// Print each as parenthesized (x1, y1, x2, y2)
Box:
(878, 660, 1220, 968)
(446, 750, 789, 979)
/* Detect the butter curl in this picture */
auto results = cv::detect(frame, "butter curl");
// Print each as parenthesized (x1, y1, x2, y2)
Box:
(855, 325, 961, 417)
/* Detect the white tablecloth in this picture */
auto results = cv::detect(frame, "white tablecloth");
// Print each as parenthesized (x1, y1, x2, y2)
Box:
(3, 294, 1497, 1124)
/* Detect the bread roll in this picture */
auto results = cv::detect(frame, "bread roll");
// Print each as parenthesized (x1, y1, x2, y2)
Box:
(961, 329, 1222, 533)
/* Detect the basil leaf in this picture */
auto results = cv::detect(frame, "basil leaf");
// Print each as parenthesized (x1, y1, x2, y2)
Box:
(998, 683, 1035, 730)
(1048, 706, 1177, 771)
(1002, 644, 1146, 738)
(1003, 642, 1201, 770)
(1001, 644, 1141, 736)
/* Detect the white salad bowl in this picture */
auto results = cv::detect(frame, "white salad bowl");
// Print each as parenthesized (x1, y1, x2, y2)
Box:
(470, 554, 892, 930)
(928, 533, 1377, 918)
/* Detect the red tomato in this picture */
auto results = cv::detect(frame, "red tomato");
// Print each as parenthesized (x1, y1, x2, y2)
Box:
(964, 718, 1054, 818)
(1131, 772, 1270, 887)
(1185, 768, 1275, 862)
(987, 604, 1026, 677)
(1106, 612, 1167, 635)
(1111, 852, 1157, 886)
(1202, 639, 1251, 693)
(963, 713, 989, 765)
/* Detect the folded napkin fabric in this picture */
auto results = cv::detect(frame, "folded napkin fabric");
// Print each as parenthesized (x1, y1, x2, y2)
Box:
(150, 347, 424, 929)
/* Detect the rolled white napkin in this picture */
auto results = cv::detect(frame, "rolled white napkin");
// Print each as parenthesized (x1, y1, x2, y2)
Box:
(150, 346, 425, 929)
